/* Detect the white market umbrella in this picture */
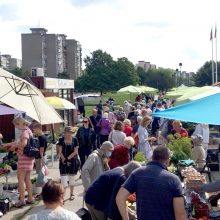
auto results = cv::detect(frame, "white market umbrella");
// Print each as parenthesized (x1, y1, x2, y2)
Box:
(136, 85, 158, 94)
(0, 68, 63, 125)
(117, 85, 142, 94)
(46, 96, 76, 110)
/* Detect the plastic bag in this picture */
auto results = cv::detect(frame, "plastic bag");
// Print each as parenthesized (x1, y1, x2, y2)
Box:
(42, 165, 49, 176)
(36, 168, 48, 187)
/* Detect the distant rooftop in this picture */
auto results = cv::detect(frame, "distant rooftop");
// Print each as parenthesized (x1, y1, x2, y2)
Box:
(30, 28, 48, 34)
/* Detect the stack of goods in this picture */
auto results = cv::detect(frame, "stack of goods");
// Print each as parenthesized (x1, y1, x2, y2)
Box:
(190, 191, 209, 219)
(0, 164, 11, 176)
(181, 167, 206, 191)
(2, 153, 17, 171)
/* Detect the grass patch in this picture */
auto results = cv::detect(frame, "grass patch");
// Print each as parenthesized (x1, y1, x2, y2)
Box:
(84, 92, 138, 117)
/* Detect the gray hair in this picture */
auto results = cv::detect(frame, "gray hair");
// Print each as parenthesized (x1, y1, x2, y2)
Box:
(123, 161, 141, 178)
(137, 116, 143, 123)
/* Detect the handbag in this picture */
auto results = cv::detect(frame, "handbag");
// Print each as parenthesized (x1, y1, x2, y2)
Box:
(0, 198, 9, 214)
(71, 155, 81, 175)
(23, 136, 40, 159)
(76, 200, 92, 220)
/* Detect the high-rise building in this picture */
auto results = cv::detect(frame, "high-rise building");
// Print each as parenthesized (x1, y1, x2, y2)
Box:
(136, 61, 156, 72)
(21, 28, 82, 79)
(0, 54, 22, 70)
(66, 39, 82, 80)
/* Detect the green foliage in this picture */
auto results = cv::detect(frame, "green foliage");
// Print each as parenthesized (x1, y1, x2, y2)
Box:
(134, 152, 146, 162)
(167, 134, 192, 165)
(0, 148, 6, 153)
(75, 50, 139, 92)
(58, 71, 70, 79)
(193, 61, 220, 86)
(9, 68, 23, 77)
(31, 177, 37, 184)
(137, 67, 175, 91)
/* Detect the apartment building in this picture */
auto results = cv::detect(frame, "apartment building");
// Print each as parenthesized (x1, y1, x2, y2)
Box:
(136, 61, 156, 72)
(0, 54, 22, 70)
(21, 28, 82, 80)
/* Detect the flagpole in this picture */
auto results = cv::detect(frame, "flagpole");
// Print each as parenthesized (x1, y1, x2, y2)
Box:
(215, 24, 218, 83)
(211, 28, 214, 85)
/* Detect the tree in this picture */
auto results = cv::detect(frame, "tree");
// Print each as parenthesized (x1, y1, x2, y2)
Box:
(75, 50, 139, 92)
(9, 67, 23, 77)
(193, 61, 220, 86)
(58, 71, 69, 79)
(137, 66, 148, 85)
(146, 68, 175, 91)
(112, 57, 139, 89)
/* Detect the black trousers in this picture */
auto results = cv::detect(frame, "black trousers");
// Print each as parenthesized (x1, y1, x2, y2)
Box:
(99, 135, 109, 145)
(78, 147, 92, 168)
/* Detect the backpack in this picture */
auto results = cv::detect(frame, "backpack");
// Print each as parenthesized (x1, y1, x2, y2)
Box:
(23, 136, 40, 159)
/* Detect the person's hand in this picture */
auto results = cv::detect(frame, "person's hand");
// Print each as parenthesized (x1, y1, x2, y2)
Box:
(0, 133, 3, 139)
(159, 135, 164, 140)
(62, 158, 66, 164)
(150, 137, 157, 142)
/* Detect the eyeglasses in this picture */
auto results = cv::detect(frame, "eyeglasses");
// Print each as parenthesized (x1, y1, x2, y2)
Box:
(83, 121, 88, 123)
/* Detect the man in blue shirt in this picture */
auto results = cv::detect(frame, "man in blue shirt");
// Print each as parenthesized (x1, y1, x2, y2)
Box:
(85, 161, 141, 220)
(116, 146, 187, 220)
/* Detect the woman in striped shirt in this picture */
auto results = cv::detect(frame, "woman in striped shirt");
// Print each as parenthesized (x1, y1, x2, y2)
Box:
(4, 116, 35, 207)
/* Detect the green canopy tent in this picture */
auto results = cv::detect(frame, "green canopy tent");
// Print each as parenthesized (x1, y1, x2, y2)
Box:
(175, 86, 220, 105)
(117, 85, 142, 101)
(165, 86, 198, 99)
(136, 85, 158, 94)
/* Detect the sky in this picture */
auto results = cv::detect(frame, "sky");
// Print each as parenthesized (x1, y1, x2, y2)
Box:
(0, 0, 219, 73)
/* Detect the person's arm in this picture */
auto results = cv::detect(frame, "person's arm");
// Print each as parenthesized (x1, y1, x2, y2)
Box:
(67, 147, 78, 160)
(81, 155, 95, 190)
(116, 187, 130, 220)
(202, 179, 220, 193)
(58, 145, 66, 163)
(173, 197, 187, 220)
(67, 138, 79, 160)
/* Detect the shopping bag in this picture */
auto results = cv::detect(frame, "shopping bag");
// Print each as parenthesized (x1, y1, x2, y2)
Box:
(42, 165, 49, 176)
(36, 169, 48, 187)
(76, 208, 92, 220)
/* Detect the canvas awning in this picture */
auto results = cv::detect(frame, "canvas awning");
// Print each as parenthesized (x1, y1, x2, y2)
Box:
(152, 92, 220, 125)
(0, 68, 63, 124)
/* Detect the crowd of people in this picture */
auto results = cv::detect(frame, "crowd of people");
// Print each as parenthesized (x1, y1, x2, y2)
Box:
(0, 94, 215, 220)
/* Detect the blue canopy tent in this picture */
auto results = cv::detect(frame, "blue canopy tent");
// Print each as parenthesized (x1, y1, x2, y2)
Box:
(152, 93, 220, 125)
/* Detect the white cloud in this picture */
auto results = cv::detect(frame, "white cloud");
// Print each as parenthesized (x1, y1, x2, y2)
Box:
(0, 0, 219, 72)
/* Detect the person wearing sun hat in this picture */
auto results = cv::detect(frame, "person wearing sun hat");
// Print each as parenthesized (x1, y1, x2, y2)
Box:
(81, 141, 114, 191)
(191, 134, 206, 170)
(57, 126, 79, 200)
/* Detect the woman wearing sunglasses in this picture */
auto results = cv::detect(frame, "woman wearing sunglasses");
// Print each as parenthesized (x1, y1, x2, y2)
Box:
(76, 117, 96, 168)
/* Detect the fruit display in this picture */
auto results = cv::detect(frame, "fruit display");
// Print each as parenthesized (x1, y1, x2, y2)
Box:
(182, 167, 206, 190)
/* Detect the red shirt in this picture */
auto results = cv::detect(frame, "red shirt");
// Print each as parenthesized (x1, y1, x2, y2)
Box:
(171, 128, 188, 138)
(123, 125, 133, 137)
(109, 145, 129, 169)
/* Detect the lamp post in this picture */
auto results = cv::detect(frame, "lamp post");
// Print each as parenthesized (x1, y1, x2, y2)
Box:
(179, 63, 182, 86)
(175, 68, 179, 87)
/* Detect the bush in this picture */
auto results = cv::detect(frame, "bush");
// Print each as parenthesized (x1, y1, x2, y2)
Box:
(134, 152, 146, 162)
(167, 134, 192, 165)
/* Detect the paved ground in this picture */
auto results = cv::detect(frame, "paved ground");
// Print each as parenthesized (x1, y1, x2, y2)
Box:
(1, 144, 220, 219)
(1, 158, 84, 220)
